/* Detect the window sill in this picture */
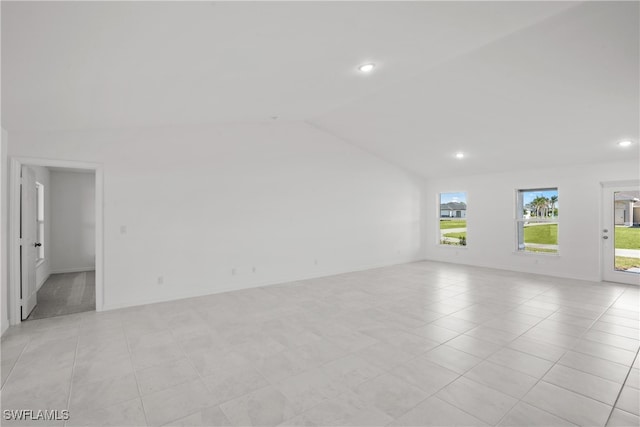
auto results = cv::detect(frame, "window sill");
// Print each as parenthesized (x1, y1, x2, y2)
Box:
(438, 244, 468, 249)
(512, 250, 559, 257)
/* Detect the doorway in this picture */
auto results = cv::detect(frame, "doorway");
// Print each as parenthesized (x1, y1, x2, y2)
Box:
(602, 182, 640, 285)
(9, 158, 103, 326)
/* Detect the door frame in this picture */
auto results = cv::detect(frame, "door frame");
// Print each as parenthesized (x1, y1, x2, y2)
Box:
(9, 157, 104, 325)
(20, 166, 38, 320)
(601, 179, 640, 285)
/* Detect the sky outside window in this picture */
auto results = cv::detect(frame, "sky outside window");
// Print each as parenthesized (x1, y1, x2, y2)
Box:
(440, 192, 467, 204)
(521, 189, 558, 207)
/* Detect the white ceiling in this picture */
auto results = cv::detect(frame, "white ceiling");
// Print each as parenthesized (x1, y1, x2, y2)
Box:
(2, 1, 638, 177)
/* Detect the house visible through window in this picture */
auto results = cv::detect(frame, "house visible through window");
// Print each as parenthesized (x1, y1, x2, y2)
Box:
(439, 192, 467, 246)
(516, 188, 558, 254)
(36, 182, 44, 261)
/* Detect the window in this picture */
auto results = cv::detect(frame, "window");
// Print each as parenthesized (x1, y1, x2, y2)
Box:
(516, 188, 558, 254)
(439, 192, 467, 246)
(35, 182, 44, 261)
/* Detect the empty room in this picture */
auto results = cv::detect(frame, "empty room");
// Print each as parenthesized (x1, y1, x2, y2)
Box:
(0, 2, 639, 427)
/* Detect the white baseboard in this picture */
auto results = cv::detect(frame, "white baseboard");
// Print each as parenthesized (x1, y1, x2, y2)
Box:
(50, 267, 96, 274)
(1, 318, 9, 336)
(36, 272, 50, 290)
(422, 255, 598, 282)
(102, 256, 422, 312)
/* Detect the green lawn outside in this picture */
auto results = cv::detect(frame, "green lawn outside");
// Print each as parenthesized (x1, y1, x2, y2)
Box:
(444, 224, 557, 246)
(443, 232, 466, 239)
(524, 224, 558, 245)
(615, 227, 640, 250)
(440, 219, 467, 230)
(441, 223, 638, 255)
(616, 256, 640, 270)
(526, 247, 558, 254)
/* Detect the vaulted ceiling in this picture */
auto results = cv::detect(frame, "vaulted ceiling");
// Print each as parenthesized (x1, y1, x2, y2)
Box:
(2, 1, 638, 177)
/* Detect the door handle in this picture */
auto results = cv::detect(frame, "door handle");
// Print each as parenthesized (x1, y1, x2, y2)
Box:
(34, 243, 42, 247)
(602, 236, 609, 240)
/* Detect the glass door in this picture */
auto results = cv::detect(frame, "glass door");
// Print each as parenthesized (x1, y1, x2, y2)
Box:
(602, 184, 640, 285)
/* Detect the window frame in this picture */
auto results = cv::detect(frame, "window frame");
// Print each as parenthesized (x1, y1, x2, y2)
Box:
(438, 191, 468, 248)
(35, 181, 45, 263)
(515, 187, 559, 255)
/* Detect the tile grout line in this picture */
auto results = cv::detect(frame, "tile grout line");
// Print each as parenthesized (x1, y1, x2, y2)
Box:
(124, 324, 153, 427)
(0, 336, 31, 391)
(172, 301, 364, 424)
(160, 317, 238, 427)
(63, 321, 138, 422)
(63, 333, 80, 427)
(391, 281, 560, 423)
(496, 287, 633, 427)
(604, 346, 640, 427)
(156, 305, 299, 425)
(427, 298, 564, 426)
(360, 285, 560, 425)
(258, 322, 391, 424)
(451, 285, 611, 426)
(160, 302, 297, 425)
(257, 290, 446, 425)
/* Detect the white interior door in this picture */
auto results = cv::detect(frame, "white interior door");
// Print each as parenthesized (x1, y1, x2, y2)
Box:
(21, 166, 38, 319)
(602, 184, 640, 285)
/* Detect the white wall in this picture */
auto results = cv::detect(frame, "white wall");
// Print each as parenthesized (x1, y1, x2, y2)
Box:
(1, 129, 9, 335)
(9, 122, 425, 310)
(424, 161, 640, 281)
(50, 170, 96, 273)
(28, 165, 51, 288)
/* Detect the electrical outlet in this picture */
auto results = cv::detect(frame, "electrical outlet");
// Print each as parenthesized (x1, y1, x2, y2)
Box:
(231, 268, 236, 275)
(157, 276, 164, 285)
(120, 225, 127, 234)
(314, 259, 318, 265)
(252, 267, 256, 273)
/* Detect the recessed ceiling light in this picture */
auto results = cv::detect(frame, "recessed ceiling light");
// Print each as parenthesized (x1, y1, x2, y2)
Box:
(455, 152, 465, 159)
(618, 140, 634, 147)
(358, 63, 376, 73)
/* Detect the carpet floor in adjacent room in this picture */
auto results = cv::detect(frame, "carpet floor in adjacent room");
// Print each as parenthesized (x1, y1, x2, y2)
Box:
(27, 271, 96, 320)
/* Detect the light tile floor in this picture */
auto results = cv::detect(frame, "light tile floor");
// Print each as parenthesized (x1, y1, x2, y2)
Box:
(1, 261, 638, 426)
